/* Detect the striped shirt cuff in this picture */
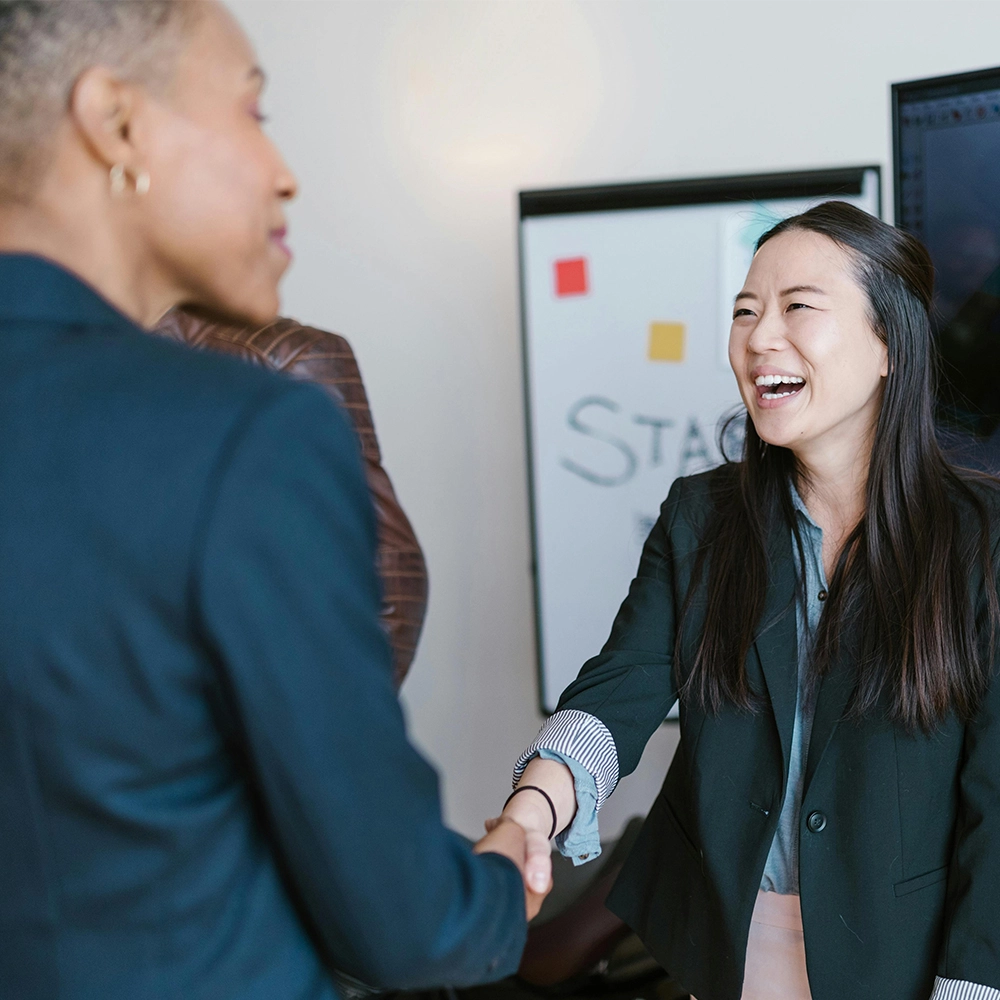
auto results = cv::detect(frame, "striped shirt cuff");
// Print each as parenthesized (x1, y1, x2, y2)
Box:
(931, 977, 1000, 1000)
(513, 709, 620, 811)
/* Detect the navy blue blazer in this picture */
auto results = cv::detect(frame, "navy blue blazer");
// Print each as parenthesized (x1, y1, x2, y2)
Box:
(0, 256, 525, 999)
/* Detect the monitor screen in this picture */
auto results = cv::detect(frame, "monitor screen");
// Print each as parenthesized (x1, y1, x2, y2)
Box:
(894, 67, 1000, 456)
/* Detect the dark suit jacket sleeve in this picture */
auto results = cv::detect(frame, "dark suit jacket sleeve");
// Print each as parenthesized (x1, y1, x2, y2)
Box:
(193, 382, 526, 988)
(938, 598, 1000, 990)
(553, 476, 687, 779)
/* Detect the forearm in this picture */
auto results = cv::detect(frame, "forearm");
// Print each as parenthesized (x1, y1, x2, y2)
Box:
(503, 756, 576, 837)
(200, 385, 526, 985)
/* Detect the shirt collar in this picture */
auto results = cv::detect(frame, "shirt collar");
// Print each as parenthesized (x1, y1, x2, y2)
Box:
(0, 253, 138, 332)
(789, 479, 823, 533)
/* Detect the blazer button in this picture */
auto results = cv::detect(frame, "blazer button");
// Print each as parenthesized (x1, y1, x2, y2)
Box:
(806, 810, 827, 833)
(818, 590, 828, 602)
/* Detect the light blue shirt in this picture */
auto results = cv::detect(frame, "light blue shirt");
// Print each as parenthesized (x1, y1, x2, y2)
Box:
(760, 484, 827, 894)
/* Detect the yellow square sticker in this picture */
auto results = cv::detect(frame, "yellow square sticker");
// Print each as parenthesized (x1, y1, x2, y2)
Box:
(648, 322, 685, 362)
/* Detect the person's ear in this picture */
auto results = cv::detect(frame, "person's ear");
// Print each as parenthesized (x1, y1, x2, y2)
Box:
(69, 66, 148, 185)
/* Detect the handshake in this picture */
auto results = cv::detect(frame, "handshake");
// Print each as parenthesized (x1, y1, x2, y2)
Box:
(473, 757, 576, 920)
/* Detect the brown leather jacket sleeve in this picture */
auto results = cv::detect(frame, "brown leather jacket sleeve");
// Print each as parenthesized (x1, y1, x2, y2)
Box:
(155, 308, 428, 687)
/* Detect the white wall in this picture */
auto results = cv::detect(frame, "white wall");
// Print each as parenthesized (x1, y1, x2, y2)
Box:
(229, 0, 1000, 841)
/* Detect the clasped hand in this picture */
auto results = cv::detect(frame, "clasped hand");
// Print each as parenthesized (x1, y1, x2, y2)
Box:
(474, 758, 575, 920)
(474, 794, 555, 921)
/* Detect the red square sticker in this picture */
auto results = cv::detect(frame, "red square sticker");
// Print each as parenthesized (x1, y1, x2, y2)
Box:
(554, 257, 588, 297)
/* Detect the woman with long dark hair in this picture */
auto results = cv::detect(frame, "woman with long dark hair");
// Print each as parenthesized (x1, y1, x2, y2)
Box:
(494, 201, 1000, 1000)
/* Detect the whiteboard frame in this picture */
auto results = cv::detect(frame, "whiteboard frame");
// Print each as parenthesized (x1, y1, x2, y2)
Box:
(518, 166, 883, 716)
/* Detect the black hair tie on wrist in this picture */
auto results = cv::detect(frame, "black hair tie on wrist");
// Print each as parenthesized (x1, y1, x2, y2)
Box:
(504, 784, 558, 841)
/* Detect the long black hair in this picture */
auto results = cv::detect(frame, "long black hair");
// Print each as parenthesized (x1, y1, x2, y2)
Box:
(681, 201, 999, 732)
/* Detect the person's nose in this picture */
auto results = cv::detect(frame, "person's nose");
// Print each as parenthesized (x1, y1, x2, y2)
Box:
(745, 306, 787, 356)
(275, 152, 298, 203)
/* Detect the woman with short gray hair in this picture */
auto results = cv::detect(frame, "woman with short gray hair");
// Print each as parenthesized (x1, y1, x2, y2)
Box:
(0, 3, 538, 996)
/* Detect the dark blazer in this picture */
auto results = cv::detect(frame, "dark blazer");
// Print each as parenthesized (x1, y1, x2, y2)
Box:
(0, 256, 525, 999)
(556, 467, 1000, 1000)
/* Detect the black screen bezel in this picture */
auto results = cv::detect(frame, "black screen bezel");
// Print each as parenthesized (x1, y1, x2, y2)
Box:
(892, 65, 1000, 227)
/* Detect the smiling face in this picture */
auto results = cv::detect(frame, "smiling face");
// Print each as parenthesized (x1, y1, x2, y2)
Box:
(728, 229, 889, 463)
(137, 2, 297, 323)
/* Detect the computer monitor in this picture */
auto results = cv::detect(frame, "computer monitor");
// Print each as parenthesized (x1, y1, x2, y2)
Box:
(893, 67, 1000, 463)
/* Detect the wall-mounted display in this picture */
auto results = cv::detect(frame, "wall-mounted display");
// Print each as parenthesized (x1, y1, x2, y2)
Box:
(894, 66, 1000, 465)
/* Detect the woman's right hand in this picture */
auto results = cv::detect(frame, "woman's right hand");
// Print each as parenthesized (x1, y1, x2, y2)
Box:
(487, 756, 577, 900)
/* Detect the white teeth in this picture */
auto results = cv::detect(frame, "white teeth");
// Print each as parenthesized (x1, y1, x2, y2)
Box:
(762, 390, 798, 399)
(754, 374, 805, 387)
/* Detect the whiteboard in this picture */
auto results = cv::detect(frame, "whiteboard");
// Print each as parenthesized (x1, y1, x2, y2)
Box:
(519, 168, 881, 713)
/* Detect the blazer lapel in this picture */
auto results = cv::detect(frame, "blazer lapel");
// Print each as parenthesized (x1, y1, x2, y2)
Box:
(803, 631, 859, 792)
(752, 520, 799, 781)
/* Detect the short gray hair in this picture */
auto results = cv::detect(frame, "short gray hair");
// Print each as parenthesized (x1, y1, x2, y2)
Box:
(0, 0, 199, 201)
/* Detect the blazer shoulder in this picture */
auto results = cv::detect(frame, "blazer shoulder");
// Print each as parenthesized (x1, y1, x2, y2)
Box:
(662, 463, 739, 529)
(85, 324, 355, 480)
(129, 325, 285, 401)
(153, 311, 381, 463)
(120, 326, 344, 442)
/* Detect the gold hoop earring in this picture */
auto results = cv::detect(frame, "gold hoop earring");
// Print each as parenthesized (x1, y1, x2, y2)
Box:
(134, 170, 150, 196)
(109, 163, 126, 196)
